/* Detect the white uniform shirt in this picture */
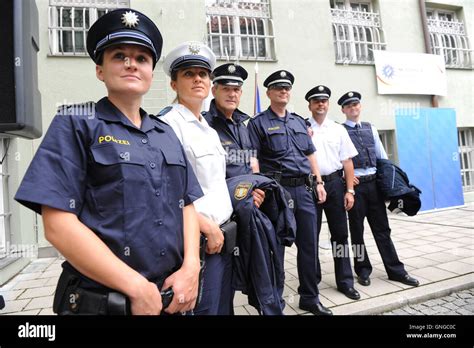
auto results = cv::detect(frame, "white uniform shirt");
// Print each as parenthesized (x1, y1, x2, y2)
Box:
(309, 117, 358, 176)
(343, 120, 388, 177)
(161, 104, 233, 225)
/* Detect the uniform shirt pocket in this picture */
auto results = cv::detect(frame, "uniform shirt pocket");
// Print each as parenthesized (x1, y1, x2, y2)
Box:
(89, 143, 147, 214)
(292, 128, 311, 152)
(161, 147, 187, 206)
(267, 128, 287, 152)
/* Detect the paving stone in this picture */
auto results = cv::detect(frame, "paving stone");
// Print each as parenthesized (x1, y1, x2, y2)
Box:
(6, 309, 40, 315)
(0, 289, 24, 301)
(39, 307, 55, 315)
(410, 266, 457, 282)
(0, 299, 31, 314)
(456, 308, 473, 315)
(23, 296, 54, 310)
(442, 302, 458, 310)
(13, 278, 49, 290)
(457, 292, 473, 299)
(18, 286, 56, 299)
(436, 261, 472, 275)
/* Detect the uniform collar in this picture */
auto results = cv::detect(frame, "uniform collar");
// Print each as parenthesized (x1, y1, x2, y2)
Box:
(309, 116, 332, 129)
(209, 99, 249, 124)
(95, 97, 160, 133)
(172, 103, 203, 123)
(267, 106, 292, 121)
(344, 119, 360, 128)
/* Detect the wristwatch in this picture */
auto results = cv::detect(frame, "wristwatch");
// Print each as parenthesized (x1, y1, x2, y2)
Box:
(347, 189, 355, 195)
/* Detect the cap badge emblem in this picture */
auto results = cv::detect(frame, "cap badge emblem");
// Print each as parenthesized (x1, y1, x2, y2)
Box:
(280, 71, 287, 78)
(228, 65, 236, 73)
(348, 92, 354, 97)
(188, 43, 201, 55)
(122, 11, 139, 28)
(318, 86, 324, 91)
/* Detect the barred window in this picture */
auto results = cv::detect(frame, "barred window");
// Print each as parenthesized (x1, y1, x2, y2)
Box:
(458, 128, 474, 191)
(427, 8, 473, 69)
(206, 0, 276, 61)
(48, 0, 129, 56)
(330, 0, 386, 64)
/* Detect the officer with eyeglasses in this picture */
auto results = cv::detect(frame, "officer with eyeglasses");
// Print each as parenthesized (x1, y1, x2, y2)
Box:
(247, 70, 332, 315)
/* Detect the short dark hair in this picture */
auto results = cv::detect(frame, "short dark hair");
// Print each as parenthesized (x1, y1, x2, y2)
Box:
(171, 70, 178, 81)
(95, 51, 104, 66)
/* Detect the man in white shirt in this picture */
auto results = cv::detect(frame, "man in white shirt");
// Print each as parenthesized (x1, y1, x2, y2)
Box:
(306, 85, 360, 300)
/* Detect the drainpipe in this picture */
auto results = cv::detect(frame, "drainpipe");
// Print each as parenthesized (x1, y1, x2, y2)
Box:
(419, 0, 439, 107)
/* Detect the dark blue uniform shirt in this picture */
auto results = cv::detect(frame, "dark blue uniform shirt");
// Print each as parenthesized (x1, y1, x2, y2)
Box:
(247, 107, 315, 177)
(203, 100, 254, 178)
(15, 97, 203, 289)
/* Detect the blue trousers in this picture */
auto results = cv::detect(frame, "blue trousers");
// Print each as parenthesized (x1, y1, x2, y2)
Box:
(194, 252, 233, 315)
(284, 185, 320, 305)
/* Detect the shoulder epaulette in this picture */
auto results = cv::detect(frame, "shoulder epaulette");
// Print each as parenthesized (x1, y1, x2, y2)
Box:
(156, 106, 172, 117)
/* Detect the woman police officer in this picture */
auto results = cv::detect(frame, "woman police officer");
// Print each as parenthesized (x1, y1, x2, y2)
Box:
(15, 9, 203, 315)
(158, 42, 235, 315)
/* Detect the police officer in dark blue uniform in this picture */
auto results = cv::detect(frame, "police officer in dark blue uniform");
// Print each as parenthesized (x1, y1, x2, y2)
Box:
(14, 9, 204, 315)
(203, 63, 254, 177)
(248, 70, 333, 315)
(339, 91, 419, 288)
(202, 64, 266, 313)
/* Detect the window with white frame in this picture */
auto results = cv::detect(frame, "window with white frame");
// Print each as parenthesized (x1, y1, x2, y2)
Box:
(48, 0, 129, 56)
(458, 128, 474, 191)
(330, 0, 386, 64)
(426, 8, 472, 69)
(206, 0, 276, 61)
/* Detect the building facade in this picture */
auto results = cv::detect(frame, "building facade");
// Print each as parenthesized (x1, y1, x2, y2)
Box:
(0, 0, 472, 283)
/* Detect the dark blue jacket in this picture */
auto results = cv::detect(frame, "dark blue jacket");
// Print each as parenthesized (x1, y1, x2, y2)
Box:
(376, 159, 422, 216)
(226, 174, 296, 315)
(202, 100, 253, 178)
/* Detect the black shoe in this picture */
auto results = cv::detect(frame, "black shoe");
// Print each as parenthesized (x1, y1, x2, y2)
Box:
(299, 302, 333, 316)
(389, 274, 419, 287)
(338, 287, 361, 300)
(357, 276, 371, 286)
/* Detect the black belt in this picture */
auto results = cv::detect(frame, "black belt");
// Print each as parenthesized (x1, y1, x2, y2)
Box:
(322, 170, 342, 182)
(357, 174, 376, 183)
(280, 176, 306, 187)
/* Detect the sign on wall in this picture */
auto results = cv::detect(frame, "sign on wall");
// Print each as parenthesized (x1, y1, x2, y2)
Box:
(374, 50, 447, 96)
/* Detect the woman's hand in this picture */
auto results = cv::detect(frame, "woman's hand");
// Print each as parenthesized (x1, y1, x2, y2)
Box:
(162, 261, 200, 314)
(128, 277, 163, 315)
(204, 220, 224, 254)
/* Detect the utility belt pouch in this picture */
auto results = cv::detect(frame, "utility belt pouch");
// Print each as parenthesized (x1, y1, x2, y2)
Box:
(107, 292, 130, 315)
(220, 219, 238, 254)
(53, 269, 80, 314)
(305, 174, 315, 192)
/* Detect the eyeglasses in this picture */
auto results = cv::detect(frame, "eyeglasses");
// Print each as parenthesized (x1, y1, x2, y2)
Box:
(271, 86, 292, 91)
